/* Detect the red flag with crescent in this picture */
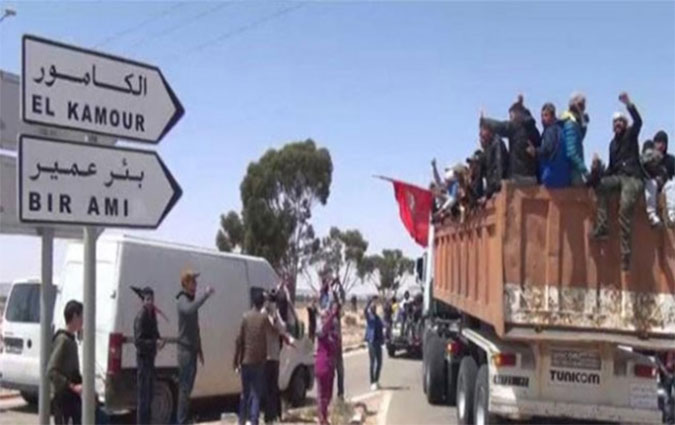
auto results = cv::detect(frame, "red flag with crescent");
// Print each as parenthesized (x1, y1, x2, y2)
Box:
(377, 176, 433, 247)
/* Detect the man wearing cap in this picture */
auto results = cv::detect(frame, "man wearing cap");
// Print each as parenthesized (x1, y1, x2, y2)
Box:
(590, 92, 643, 271)
(176, 269, 214, 424)
(480, 94, 542, 184)
(561, 92, 591, 186)
(134, 286, 163, 425)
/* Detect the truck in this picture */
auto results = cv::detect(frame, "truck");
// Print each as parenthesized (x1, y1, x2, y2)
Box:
(419, 183, 673, 424)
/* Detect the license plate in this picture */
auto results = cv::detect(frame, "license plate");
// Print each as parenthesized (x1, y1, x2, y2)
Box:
(551, 349, 601, 371)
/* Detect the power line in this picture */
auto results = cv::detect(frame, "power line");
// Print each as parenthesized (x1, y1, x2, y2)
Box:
(166, 3, 306, 63)
(130, 2, 233, 49)
(93, 2, 186, 48)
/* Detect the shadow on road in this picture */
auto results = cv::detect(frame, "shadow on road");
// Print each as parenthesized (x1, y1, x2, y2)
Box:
(379, 385, 409, 392)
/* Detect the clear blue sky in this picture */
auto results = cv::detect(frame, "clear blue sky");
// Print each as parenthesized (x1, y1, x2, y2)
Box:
(1, 1, 674, 291)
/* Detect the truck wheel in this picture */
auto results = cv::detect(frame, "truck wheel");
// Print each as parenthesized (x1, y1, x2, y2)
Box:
(456, 357, 477, 425)
(446, 362, 458, 406)
(387, 344, 396, 358)
(20, 391, 38, 405)
(151, 380, 175, 425)
(287, 367, 308, 407)
(425, 334, 446, 405)
(474, 365, 498, 425)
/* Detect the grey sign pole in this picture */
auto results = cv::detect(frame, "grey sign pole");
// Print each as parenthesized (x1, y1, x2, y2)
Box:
(38, 227, 54, 425)
(82, 226, 97, 425)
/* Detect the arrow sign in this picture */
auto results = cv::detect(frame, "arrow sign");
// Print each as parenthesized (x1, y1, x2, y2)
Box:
(22, 34, 184, 144)
(19, 135, 181, 228)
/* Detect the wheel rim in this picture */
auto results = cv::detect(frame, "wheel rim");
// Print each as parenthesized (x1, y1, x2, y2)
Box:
(151, 382, 173, 424)
(457, 375, 466, 419)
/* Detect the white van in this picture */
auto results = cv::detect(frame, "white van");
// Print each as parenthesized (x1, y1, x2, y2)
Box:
(52, 234, 315, 423)
(0, 278, 56, 404)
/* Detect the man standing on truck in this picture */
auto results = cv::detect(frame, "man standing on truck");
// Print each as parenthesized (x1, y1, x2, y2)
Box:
(590, 92, 644, 270)
(480, 95, 542, 185)
(176, 269, 215, 425)
(527, 103, 571, 188)
(561, 92, 591, 186)
(133, 286, 164, 425)
(48, 300, 83, 425)
(479, 122, 509, 200)
(644, 131, 675, 227)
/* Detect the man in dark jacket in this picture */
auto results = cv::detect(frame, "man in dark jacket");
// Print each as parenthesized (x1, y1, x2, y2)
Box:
(590, 92, 643, 270)
(176, 269, 214, 425)
(480, 95, 541, 184)
(479, 122, 509, 199)
(48, 300, 83, 425)
(654, 131, 675, 224)
(134, 286, 163, 425)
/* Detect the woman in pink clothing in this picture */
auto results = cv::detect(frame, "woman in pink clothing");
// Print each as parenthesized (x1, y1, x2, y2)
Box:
(315, 301, 339, 425)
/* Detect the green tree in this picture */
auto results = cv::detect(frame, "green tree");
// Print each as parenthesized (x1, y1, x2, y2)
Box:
(216, 139, 332, 300)
(308, 227, 372, 298)
(370, 249, 415, 295)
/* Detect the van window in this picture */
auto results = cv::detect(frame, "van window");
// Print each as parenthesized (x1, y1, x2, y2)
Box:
(5, 284, 40, 323)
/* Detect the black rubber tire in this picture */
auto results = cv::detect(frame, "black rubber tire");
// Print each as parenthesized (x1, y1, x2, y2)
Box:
(446, 361, 459, 407)
(425, 333, 446, 405)
(151, 380, 175, 425)
(20, 391, 38, 405)
(474, 365, 498, 425)
(287, 367, 308, 407)
(387, 344, 396, 358)
(456, 356, 478, 425)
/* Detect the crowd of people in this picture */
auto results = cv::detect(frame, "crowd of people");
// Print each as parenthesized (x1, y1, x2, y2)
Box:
(431, 91, 674, 271)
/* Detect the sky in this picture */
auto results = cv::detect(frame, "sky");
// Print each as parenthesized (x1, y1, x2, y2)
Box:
(0, 0, 674, 294)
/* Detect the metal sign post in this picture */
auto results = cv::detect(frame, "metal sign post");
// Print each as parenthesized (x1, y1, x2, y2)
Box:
(38, 227, 54, 425)
(82, 226, 98, 425)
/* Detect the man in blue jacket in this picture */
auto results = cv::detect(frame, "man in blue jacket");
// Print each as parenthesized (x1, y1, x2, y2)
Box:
(560, 92, 590, 185)
(527, 103, 571, 188)
(364, 296, 384, 391)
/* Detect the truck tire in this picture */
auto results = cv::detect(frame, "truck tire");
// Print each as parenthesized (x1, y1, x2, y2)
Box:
(425, 333, 446, 405)
(446, 361, 458, 406)
(456, 357, 477, 425)
(287, 367, 308, 407)
(151, 379, 176, 425)
(20, 391, 38, 405)
(474, 365, 498, 425)
(387, 343, 396, 358)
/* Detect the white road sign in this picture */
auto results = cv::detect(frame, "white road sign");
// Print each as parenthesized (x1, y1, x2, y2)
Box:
(19, 135, 182, 228)
(22, 34, 184, 143)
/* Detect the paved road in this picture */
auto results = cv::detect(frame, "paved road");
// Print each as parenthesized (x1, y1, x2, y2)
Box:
(0, 349, 450, 425)
(314, 348, 454, 424)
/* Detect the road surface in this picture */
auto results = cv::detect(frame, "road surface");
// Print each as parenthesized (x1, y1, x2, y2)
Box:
(0, 349, 449, 424)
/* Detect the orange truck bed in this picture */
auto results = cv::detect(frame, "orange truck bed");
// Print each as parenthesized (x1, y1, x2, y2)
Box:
(433, 183, 675, 340)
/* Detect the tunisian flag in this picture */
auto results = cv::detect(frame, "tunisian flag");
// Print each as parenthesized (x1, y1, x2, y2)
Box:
(377, 176, 433, 247)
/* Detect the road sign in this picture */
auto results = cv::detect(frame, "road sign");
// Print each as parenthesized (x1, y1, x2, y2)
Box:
(19, 135, 182, 228)
(22, 34, 184, 144)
